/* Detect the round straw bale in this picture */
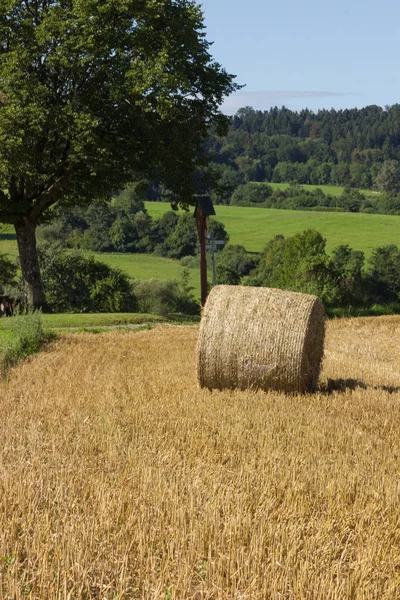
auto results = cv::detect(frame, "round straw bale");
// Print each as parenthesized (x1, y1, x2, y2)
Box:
(198, 285, 325, 394)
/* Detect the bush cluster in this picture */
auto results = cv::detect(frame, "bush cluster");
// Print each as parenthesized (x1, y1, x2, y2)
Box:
(34, 244, 199, 316)
(227, 182, 400, 215)
(39, 184, 229, 259)
(38, 244, 135, 313)
(133, 276, 199, 316)
(216, 230, 400, 309)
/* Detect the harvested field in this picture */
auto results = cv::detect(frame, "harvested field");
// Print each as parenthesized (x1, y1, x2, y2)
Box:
(0, 317, 400, 599)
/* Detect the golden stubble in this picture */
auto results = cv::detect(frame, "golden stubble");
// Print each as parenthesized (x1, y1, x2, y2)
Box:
(0, 317, 399, 599)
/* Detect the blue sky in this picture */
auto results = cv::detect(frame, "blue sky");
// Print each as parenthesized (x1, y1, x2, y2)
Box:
(200, 0, 400, 114)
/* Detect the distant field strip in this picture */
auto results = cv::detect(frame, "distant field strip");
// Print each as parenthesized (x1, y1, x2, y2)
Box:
(264, 182, 379, 197)
(146, 202, 400, 255)
(0, 317, 399, 598)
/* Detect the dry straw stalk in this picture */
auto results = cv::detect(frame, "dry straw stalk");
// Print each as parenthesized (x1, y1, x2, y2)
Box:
(198, 285, 326, 393)
(1, 319, 400, 598)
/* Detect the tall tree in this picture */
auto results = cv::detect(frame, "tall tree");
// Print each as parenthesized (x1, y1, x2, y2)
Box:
(374, 160, 400, 194)
(0, 0, 239, 307)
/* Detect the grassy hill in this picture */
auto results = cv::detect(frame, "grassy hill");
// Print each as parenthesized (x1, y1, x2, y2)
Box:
(1, 204, 399, 302)
(146, 202, 400, 256)
(0, 233, 203, 297)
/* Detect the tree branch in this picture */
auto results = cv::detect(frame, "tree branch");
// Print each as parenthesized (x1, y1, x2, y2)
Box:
(29, 168, 72, 222)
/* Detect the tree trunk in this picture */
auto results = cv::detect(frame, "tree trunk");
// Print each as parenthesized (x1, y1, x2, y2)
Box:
(15, 217, 48, 310)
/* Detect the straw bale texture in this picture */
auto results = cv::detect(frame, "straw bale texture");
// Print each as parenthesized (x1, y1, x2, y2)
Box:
(198, 285, 325, 393)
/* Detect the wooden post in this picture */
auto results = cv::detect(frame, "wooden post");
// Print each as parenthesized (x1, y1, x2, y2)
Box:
(199, 214, 208, 306)
(194, 195, 215, 307)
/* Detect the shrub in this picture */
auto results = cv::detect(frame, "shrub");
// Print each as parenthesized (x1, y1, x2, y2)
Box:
(180, 255, 200, 269)
(133, 278, 199, 316)
(164, 213, 199, 259)
(244, 230, 338, 304)
(216, 245, 258, 285)
(231, 182, 273, 206)
(38, 244, 135, 313)
(366, 245, 400, 302)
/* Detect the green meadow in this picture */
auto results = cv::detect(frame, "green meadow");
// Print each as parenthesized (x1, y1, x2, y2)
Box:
(95, 252, 201, 294)
(1, 204, 399, 302)
(146, 202, 400, 256)
(263, 182, 379, 197)
(0, 232, 203, 296)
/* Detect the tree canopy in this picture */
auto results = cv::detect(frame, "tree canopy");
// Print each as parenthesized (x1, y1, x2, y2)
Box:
(0, 0, 239, 306)
(205, 105, 400, 197)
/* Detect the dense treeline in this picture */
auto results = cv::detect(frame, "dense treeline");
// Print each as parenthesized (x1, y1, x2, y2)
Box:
(38, 184, 229, 259)
(229, 182, 400, 214)
(206, 105, 400, 196)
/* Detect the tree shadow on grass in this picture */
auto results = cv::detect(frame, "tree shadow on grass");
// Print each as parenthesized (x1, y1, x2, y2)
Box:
(320, 378, 400, 395)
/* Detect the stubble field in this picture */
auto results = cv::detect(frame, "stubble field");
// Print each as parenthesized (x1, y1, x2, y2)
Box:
(0, 317, 400, 599)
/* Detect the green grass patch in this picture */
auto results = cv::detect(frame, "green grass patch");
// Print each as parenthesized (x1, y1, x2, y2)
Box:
(326, 303, 400, 318)
(0, 224, 14, 235)
(0, 235, 18, 257)
(146, 202, 400, 257)
(97, 252, 201, 296)
(261, 182, 380, 197)
(42, 312, 166, 329)
(0, 312, 46, 373)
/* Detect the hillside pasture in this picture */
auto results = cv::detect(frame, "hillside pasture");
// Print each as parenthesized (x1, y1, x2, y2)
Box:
(263, 182, 379, 197)
(0, 234, 203, 297)
(0, 317, 399, 598)
(146, 202, 400, 255)
(98, 252, 200, 294)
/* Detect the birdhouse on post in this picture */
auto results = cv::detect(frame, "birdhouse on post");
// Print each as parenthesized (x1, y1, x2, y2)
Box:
(194, 195, 216, 306)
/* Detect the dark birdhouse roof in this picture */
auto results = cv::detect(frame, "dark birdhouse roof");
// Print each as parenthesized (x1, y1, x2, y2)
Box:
(194, 195, 216, 217)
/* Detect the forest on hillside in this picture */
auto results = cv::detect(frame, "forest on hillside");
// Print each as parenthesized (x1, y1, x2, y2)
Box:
(207, 104, 400, 191)
(140, 105, 400, 214)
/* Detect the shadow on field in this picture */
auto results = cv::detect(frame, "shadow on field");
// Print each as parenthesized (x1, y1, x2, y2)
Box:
(321, 378, 400, 395)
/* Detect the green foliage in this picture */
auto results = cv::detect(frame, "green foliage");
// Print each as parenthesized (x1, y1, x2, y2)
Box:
(231, 183, 273, 206)
(163, 213, 198, 259)
(39, 199, 229, 262)
(207, 105, 400, 196)
(217, 180, 386, 214)
(133, 278, 199, 316)
(244, 230, 338, 304)
(207, 220, 230, 246)
(38, 244, 135, 313)
(112, 183, 147, 215)
(367, 245, 400, 302)
(330, 245, 365, 305)
(336, 188, 365, 213)
(0, 311, 45, 372)
(0, 0, 239, 306)
(216, 245, 258, 285)
(0, 252, 17, 293)
(146, 202, 400, 257)
(0, 0, 238, 215)
(39, 186, 155, 253)
(375, 160, 400, 194)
